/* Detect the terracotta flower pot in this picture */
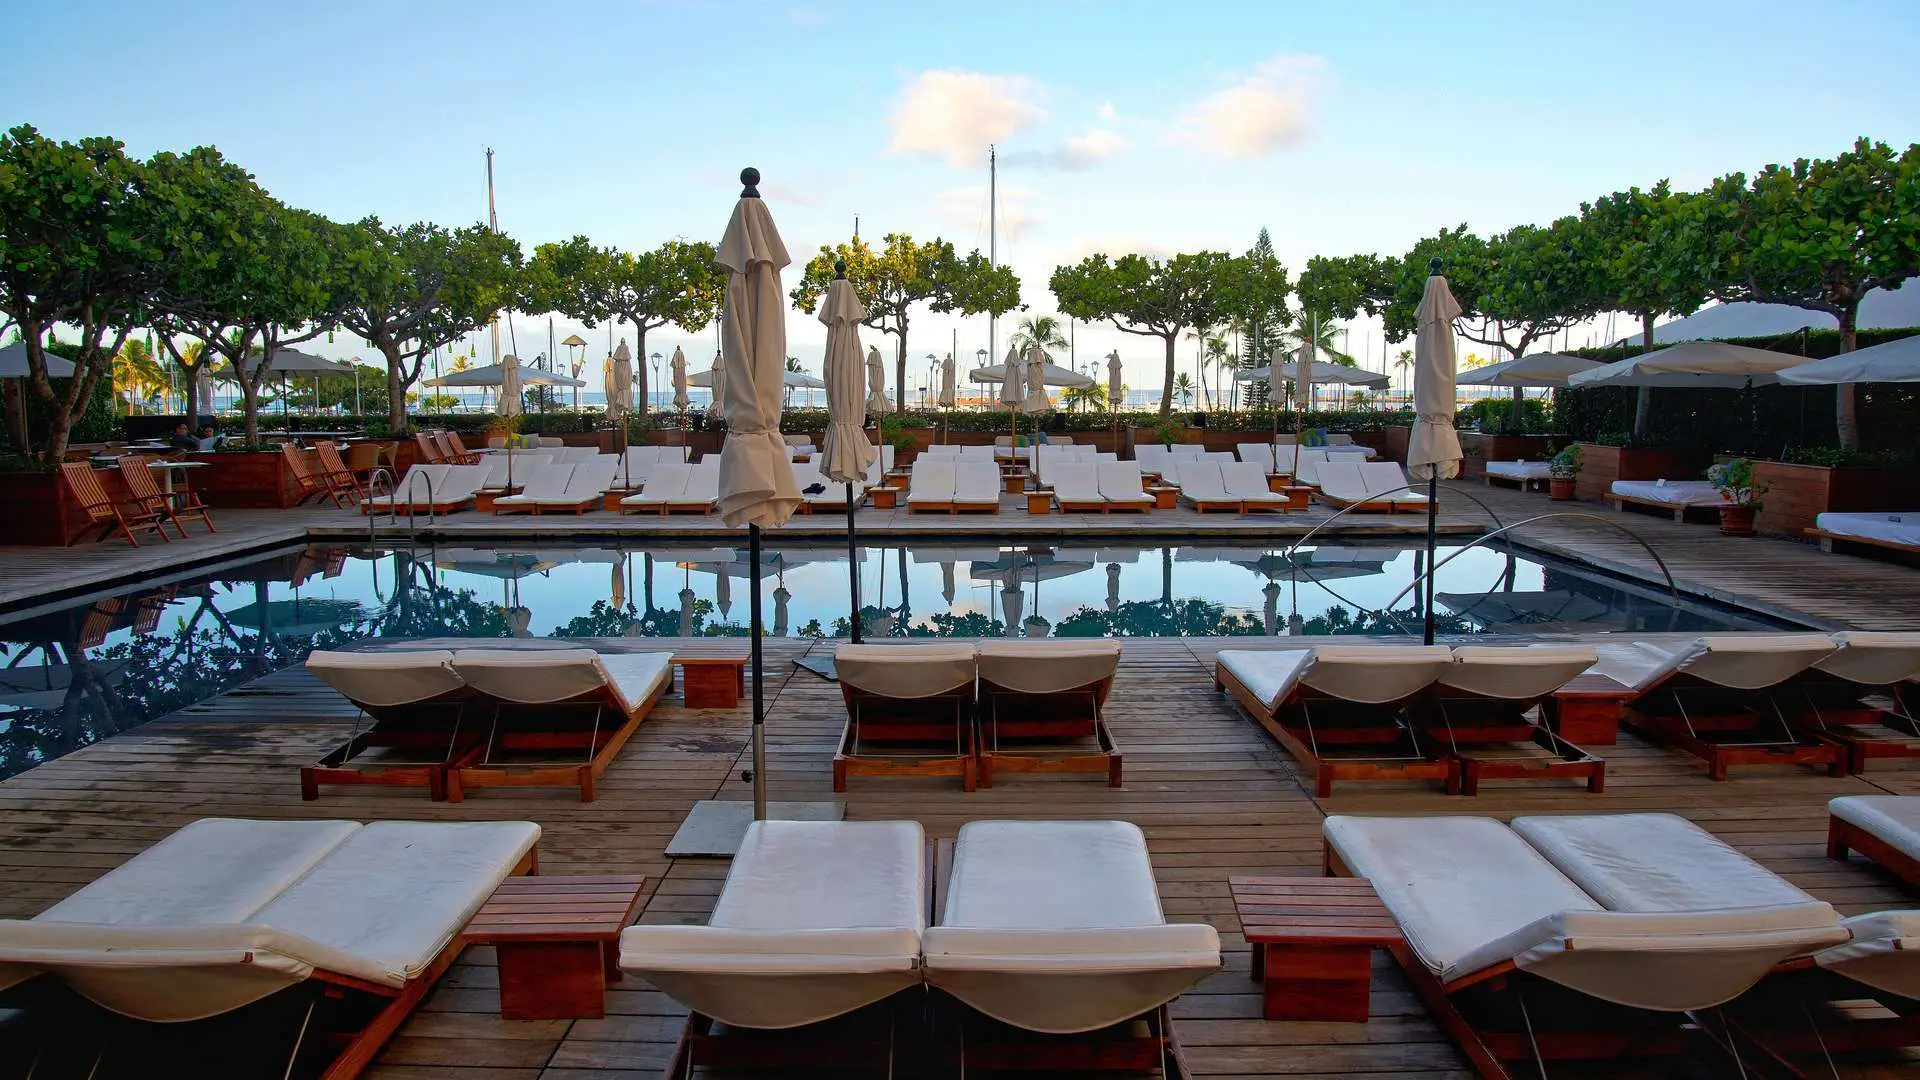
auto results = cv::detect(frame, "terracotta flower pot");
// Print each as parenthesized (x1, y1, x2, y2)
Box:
(1718, 504, 1757, 537)
(1548, 477, 1576, 501)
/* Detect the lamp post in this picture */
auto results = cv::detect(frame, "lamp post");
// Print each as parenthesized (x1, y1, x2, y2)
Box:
(975, 348, 987, 411)
(651, 352, 662, 412)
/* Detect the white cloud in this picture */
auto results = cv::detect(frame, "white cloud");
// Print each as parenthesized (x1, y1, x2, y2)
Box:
(1060, 234, 1177, 264)
(1058, 128, 1130, 168)
(889, 71, 1046, 168)
(936, 185, 1035, 244)
(1170, 54, 1324, 157)
(1097, 102, 1117, 125)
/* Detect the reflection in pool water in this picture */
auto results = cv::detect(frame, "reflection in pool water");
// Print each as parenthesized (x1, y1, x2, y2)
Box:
(0, 541, 1779, 779)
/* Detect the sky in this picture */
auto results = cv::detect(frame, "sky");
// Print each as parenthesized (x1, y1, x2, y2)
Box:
(6, 0, 1918, 402)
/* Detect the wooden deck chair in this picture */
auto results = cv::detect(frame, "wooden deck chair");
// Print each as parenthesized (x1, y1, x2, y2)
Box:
(412, 431, 445, 464)
(1220, 461, 1289, 513)
(344, 441, 389, 485)
(907, 460, 957, 514)
(952, 462, 1002, 513)
(113, 456, 192, 538)
(443, 431, 483, 463)
(60, 462, 170, 547)
(1096, 460, 1153, 511)
(1215, 646, 1458, 796)
(833, 643, 978, 791)
(975, 640, 1123, 787)
(1784, 632, 1920, 771)
(280, 445, 341, 507)
(303, 650, 480, 801)
(1827, 794, 1920, 888)
(447, 649, 673, 801)
(666, 461, 721, 514)
(77, 597, 125, 648)
(1416, 646, 1605, 795)
(1175, 461, 1240, 513)
(312, 441, 363, 505)
(0, 817, 539, 1080)
(618, 462, 688, 514)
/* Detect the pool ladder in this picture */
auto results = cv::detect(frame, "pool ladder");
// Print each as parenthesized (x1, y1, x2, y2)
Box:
(364, 467, 438, 547)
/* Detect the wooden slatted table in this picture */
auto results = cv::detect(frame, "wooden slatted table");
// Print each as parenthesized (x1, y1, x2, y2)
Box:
(675, 656, 747, 709)
(1230, 876, 1399, 1022)
(460, 875, 646, 1020)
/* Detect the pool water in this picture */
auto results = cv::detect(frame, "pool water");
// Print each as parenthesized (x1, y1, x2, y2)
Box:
(0, 540, 1780, 779)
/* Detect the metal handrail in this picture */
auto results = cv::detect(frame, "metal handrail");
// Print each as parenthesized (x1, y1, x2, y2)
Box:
(1377, 511, 1682, 616)
(366, 467, 396, 547)
(1283, 481, 1506, 559)
(403, 467, 439, 534)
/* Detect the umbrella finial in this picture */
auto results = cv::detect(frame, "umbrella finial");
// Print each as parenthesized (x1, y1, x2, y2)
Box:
(740, 167, 761, 198)
(1428, 256, 1444, 275)
(833, 258, 847, 280)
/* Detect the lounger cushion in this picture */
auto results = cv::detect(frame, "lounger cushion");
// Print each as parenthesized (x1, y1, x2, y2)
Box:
(1442, 645, 1599, 700)
(1301, 644, 1453, 704)
(1486, 460, 1551, 481)
(1813, 911, 1920, 1000)
(1678, 634, 1838, 689)
(1216, 649, 1312, 711)
(1817, 631, 1920, 685)
(924, 821, 1219, 1033)
(1831, 795, 1920, 865)
(451, 649, 672, 715)
(976, 640, 1120, 694)
(1510, 813, 1829, 914)
(305, 650, 463, 708)
(1610, 479, 1723, 506)
(619, 821, 926, 1029)
(1816, 511, 1920, 549)
(834, 644, 976, 699)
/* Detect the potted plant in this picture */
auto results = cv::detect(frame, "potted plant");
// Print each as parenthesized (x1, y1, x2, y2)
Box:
(1150, 418, 1183, 448)
(1706, 457, 1767, 537)
(1547, 444, 1582, 501)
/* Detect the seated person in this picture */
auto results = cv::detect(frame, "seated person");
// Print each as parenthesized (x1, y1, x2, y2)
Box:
(166, 422, 199, 453)
(195, 425, 223, 451)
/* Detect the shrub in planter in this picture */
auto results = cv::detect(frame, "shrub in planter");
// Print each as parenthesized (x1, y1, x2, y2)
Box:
(1547, 444, 1582, 501)
(1706, 457, 1767, 537)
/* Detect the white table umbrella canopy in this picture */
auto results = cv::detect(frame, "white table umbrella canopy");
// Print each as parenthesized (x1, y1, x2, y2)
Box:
(1456, 352, 1603, 387)
(1777, 334, 1920, 384)
(865, 345, 891, 416)
(713, 169, 801, 528)
(818, 270, 878, 485)
(424, 363, 585, 388)
(1408, 265, 1463, 481)
(1565, 341, 1814, 389)
(1239, 360, 1388, 387)
(220, 348, 351, 377)
(971, 358, 1094, 389)
(0, 341, 76, 378)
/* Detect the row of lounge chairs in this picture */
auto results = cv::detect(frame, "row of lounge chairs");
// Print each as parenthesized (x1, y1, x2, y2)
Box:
(1217, 631, 1920, 795)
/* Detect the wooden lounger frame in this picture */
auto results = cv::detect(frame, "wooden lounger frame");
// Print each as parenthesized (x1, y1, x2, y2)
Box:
(1483, 470, 1549, 492)
(301, 695, 481, 801)
(662, 498, 717, 515)
(1314, 492, 1427, 515)
(976, 675, 1123, 787)
(1052, 493, 1109, 513)
(1726, 962, 1920, 1061)
(1786, 679, 1920, 772)
(1414, 693, 1605, 795)
(1605, 491, 1722, 523)
(1215, 662, 1458, 798)
(1828, 812, 1920, 888)
(449, 676, 669, 802)
(1804, 525, 1920, 559)
(1621, 681, 1847, 781)
(1179, 493, 1243, 514)
(834, 686, 977, 791)
(525, 496, 602, 515)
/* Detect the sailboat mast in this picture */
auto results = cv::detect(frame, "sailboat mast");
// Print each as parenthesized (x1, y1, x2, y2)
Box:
(988, 144, 996, 368)
(486, 148, 501, 367)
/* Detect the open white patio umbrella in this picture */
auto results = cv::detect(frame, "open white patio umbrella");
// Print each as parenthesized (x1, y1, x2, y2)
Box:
(865, 345, 891, 416)
(1409, 261, 1463, 645)
(783, 370, 827, 390)
(0, 339, 76, 378)
(970, 356, 1093, 389)
(424, 363, 584, 389)
(1456, 352, 1602, 387)
(939, 353, 957, 407)
(715, 166, 798, 822)
(1565, 341, 1812, 389)
(500, 354, 523, 418)
(1241, 359, 1390, 389)
(819, 260, 879, 644)
(1778, 334, 1920, 384)
(671, 347, 690, 410)
(608, 340, 634, 422)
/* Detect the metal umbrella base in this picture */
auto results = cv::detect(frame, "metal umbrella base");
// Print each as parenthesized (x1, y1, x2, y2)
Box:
(665, 799, 846, 857)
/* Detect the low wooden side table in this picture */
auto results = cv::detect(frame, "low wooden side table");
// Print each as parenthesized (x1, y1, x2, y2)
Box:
(1546, 673, 1632, 745)
(1025, 491, 1053, 514)
(461, 875, 647, 1020)
(1148, 486, 1178, 510)
(1281, 485, 1313, 511)
(602, 490, 637, 512)
(869, 486, 898, 510)
(676, 657, 748, 709)
(1001, 472, 1026, 494)
(1230, 876, 1399, 1022)
(475, 491, 499, 513)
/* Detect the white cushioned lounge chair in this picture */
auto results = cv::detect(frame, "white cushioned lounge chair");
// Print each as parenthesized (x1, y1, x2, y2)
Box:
(1047, 462, 1105, 513)
(907, 460, 956, 513)
(301, 650, 477, 800)
(1788, 631, 1920, 770)
(975, 639, 1123, 787)
(952, 461, 1001, 513)
(1829, 794, 1920, 888)
(1485, 459, 1551, 491)
(619, 462, 689, 514)
(489, 463, 573, 515)
(1422, 645, 1605, 795)
(1220, 461, 1288, 512)
(833, 643, 978, 791)
(1096, 461, 1152, 511)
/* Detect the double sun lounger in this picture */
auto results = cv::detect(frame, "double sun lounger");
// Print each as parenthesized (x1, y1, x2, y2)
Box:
(906, 460, 1002, 514)
(620, 818, 1219, 1077)
(303, 647, 673, 801)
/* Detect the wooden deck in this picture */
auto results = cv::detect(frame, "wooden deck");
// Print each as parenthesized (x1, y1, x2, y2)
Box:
(2, 636, 1917, 1078)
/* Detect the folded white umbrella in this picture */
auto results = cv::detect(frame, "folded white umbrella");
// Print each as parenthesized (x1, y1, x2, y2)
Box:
(501, 353, 523, 418)
(608, 340, 634, 421)
(1295, 340, 1315, 415)
(1566, 341, 1814, 389)
(1021, 347, 1050, 414)
(1457, 352, 1603, 387)
(996, 344, 1023, 409)
(714, 174, 799, 529)
(1777, 334, 1920, 384)
(818, 272, 878, 485)
(939, 353, 957, 407)
(1266, 346, 1286, 406)
(1106, 351, 1122, 409)
(865, 345, 891, 416)
(1408, 271, 1462, 481)
(671, 347, 690, 411)
(709, 349, 727, 413)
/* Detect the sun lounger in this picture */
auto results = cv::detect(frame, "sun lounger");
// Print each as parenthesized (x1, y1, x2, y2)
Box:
(1169, 443, 1204, 457)
(447, 648, 672, 800)
(118, 454, 217, 537)
(1324, 813, 1848, 1077)
(1420, 645, 1605, 794)
(951, 461, 1002, 513)
(488, 463, 573, 515)
(1316, 461, 1424, 513)
(618, 462, 688, 514)
(1134, 443, 1171, 478)
(1607, 479, 1724, 521)
(532, 457, 618, 514)
(921, 444, 960, 459)
(1585, 634, 1848, 779)
(1808, 510, 1920, 557)
(1221, 461, 1289, 512)
(0, 817, 538, 1079)
(1048, 461, 1106, 512)
(667, 461, 721, 513)
(1485, 459, 1552, 491)
(302, 649, 478, 800)
(61, 462, 172, 546)
(909, 459, 957, 513)
(1828, 794, 1920, 887)
(478, 452, 551, 492)
(1787, 631, 1920, 769)
(1215, 645, 1457, 796)
(364, 463, 448, 514)
(975, 640, 1123, 786)
(1096, 460, 1152, 511)
(922, 820, 1217, 1072)
(620, 820, 925, 1072)
(1175, 461, 1240, 513)
(1236, 442, 1279, 472)
(1284, 447, 1331, 487)
(833, 643, 978, 790)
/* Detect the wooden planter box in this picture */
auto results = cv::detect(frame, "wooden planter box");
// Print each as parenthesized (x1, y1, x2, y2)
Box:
(1381, 426, 1411, 464)
(185, 451, 307, 508)
(1571, 444, 1713, 504)
(1458, 433, 1556, 479)
(1753, 462, 1920, 536)
(0, 470, 98, 546)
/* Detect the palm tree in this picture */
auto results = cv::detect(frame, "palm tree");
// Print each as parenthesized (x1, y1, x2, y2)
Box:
(112, 339, 167, 414)
(1393, 348, 1413, 398)
(1278, 311, 1358, 367)
(1172, 373, 1195, 409)
(1009, 315, 1069, 360)
(1060, 384, 1107, 412)
(1204, 333, 1234, 410)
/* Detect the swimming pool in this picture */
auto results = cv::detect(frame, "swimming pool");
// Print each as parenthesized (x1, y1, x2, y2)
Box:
(0, 540, 1780, 779)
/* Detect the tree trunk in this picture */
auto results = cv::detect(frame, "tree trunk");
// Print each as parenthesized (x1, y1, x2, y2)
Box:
(1632, 312, 1655, 437)
(382, 342, 408, 432)
(1, 377, 23, 452)
(894, 322, 909, 413)
(1159, 334, 1177, 417)
(1836, 304, 1861, 451)
(634, 322, 650, 414)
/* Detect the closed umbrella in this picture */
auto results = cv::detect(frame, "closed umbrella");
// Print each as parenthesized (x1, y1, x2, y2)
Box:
(865, 345, 891, 416)
(941, 562, 956, 605)
(818, 260, 879, 644)
(773, 585, 790, 637)
(939, 353, 957, 408)
(716, 568, 732, 619)
(500, 354, 523, 418)
(609, 340, 633, 423)
(671, 347, 691, 410)
(1106, 562, 1121, 613)
(1000, 583, 1023, 638)
(1263, 581, 1281, 636)
(677, 587, 696, 637)
(1409, 261, 1463, 645)
(1106, 350, 1123, 411)
(715, 166, 799, 822)
(709, 349, 727, 415)
(1021, 347, 1049, 413)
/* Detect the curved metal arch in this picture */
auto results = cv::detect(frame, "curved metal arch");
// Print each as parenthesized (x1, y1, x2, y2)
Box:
(1377, 511, 1681, 616)
(1281, 481, 1506, 562)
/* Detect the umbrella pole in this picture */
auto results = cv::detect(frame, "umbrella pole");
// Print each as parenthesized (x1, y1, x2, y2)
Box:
(1422, 474, 1438, 646)
(749, 522, 767, 821)
(847, 482, 862, 644)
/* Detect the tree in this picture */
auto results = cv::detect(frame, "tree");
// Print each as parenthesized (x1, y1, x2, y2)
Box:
(333, 220, 523, 431)
(0, 126, 176, 463)
(522, 237, 725, 411)
(1295, 252, 1396, 324)
(1051, 251, 1237, 417)
(1707, 139, 1920, 449)
(792, 234, 1019, 412)
(1229, 228, 1294, 374)
(1579, 182, 1712, 434)
(1008, 314, 1069, 358)
(1173, 373, 1195, 408)
(111, 338, 167, 413)
(1059, 383, 1107, 412)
